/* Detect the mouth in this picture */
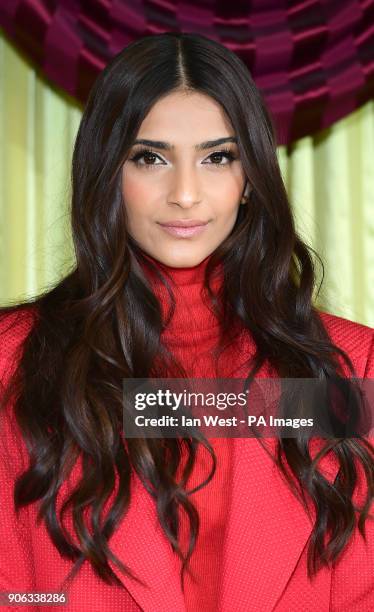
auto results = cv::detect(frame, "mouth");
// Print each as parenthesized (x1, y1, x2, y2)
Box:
(158, 219, 210, 228)
(157, 220, 210, 238)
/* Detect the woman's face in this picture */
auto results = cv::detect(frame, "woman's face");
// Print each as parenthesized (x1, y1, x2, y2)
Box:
(121, 90, 247, 268)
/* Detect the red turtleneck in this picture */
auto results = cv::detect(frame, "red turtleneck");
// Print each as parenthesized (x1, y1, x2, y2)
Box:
(140, 252, 253, 612)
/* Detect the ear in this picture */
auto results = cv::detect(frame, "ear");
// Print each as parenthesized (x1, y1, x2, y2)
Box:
(240, 182, 252, 204)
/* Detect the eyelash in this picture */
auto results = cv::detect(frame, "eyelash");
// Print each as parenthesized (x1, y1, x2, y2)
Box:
(129, 147, 238, 169)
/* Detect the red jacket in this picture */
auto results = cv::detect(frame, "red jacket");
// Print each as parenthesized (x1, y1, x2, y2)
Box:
(0, 309, 373, 611)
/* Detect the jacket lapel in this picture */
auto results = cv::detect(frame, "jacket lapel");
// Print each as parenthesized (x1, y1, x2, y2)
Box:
(107, 436, 339, 611)
(218, 436, 339, 611)
(108, 469, 187, 612)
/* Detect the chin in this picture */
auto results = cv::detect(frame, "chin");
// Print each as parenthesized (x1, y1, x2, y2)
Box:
(164, 253, 208, 268)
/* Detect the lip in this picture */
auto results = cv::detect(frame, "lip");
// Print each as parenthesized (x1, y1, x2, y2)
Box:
(158, 219, 209, 228)
(158, 220, 210, 238)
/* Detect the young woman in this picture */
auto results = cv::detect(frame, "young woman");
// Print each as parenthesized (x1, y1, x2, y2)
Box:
(0, 32, 373, 612)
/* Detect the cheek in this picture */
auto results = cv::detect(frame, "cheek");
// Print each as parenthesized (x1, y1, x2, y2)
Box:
(122, 171, 159, 226)
(121, 170, 148, 204)
(210, 185, 242, 218)
(209, 175, 243, 226)
(208, 169, 244, 201)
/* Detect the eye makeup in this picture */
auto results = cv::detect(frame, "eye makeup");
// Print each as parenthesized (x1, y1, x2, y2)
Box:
(128, 146, 238, 169)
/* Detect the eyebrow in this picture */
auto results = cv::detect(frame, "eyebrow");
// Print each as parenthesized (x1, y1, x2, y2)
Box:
(132, 136, 238, 151)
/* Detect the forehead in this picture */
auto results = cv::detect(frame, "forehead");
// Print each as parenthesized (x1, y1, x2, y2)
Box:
(136, 90, 234, 143)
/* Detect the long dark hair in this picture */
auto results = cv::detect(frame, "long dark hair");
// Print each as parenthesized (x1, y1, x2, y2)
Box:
(1, 32, 373, 591)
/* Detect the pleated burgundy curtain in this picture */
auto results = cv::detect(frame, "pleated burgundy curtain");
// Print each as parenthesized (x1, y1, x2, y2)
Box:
(0, 0, 373, 144)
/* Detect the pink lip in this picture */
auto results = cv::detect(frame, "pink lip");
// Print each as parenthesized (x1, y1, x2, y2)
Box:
(159, 219, 209, 227)
(158, 222, 209, 238)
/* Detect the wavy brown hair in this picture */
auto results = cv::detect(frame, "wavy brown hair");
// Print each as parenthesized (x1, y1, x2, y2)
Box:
(1, 32, 373, 592)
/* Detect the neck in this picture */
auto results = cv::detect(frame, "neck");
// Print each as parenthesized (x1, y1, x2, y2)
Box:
(138, 252, 217, 287)
(137, 251, 223, 336)
(134, 250, 246, 378)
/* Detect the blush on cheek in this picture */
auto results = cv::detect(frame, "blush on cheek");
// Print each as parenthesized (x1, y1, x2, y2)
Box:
(122, 166, 143, 197)
(122, 178, 139, 200)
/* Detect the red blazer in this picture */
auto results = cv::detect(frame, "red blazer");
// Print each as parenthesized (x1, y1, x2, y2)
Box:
(0, 309, 373, 611)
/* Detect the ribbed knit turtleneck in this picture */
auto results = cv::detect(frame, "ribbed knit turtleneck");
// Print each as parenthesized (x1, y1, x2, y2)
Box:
(140, 252, 226, 378)
(138, 251, 239, 612)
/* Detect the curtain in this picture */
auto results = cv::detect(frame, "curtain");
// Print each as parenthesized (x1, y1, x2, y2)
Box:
(0, 0, 373, 144)
(0, 30, 373, 326)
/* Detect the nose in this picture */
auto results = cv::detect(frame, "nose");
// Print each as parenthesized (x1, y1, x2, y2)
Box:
(167, 162, 202, 208)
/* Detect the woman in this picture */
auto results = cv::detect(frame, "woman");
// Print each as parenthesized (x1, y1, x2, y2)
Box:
(0, 32, 373, 612)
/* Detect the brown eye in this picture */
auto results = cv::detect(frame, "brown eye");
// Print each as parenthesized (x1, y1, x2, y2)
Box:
(129, 149, 165, 167)
(203, 150, 237, 165)
(142, 152, 158, 164)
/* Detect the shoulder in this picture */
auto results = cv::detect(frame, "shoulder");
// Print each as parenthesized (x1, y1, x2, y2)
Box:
(0, 306, 38, 386)
(0, 305, 37, 340)
(316, 309, 373, 377)
(0, 307, 37, 472)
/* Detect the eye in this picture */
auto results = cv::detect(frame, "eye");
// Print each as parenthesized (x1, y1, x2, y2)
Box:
(128, 146, 238, 168)
(130, 149, 162, 168)
(202, 148, 238, 166)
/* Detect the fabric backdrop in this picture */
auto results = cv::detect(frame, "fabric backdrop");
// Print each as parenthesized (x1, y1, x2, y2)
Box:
(0, 29, 373, 327)
(0, 0, 373, 145)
